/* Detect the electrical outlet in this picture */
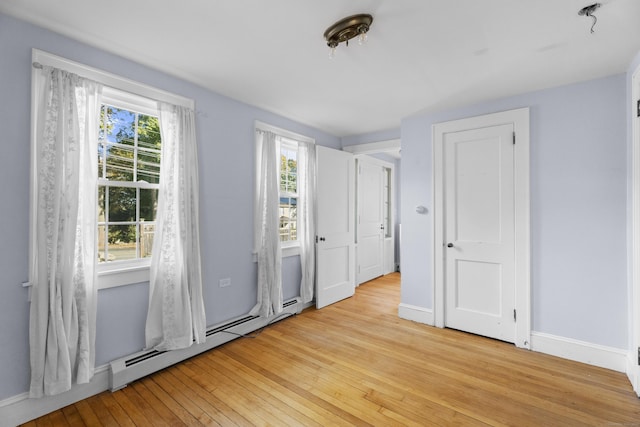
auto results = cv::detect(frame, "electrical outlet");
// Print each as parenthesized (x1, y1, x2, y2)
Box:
(219, 278, 231, 288)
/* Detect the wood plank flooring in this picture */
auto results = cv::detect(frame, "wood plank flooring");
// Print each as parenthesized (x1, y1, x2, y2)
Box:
(23, 273, 640, 426)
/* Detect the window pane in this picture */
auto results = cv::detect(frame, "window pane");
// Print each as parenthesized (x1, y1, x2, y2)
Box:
(107, 224, 137, 261)
(107, 107, 135, 146)
(137, 149, 161, 184)
(140, 188, 158, 221)
(279, 197, 297, 242)
(137, 115, 161, 151)
(98, 225, 107, 262)
(98, 142, 105, 179)
(140, 223, 155, 259)
(108, 187, 137, 222)
(280, 148, 297, 193)
(106, 143, 134, 181)
(98, 186, 106, 222)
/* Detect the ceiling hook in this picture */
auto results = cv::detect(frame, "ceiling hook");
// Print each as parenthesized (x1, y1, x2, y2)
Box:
(578, 3, 601, 34)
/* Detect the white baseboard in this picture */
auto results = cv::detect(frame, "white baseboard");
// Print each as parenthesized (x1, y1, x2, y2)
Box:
(0, 365, 110, 427)
(530, 332, 627, 373)
(398, 303, 434, 325)
(626, 353, 640, 396)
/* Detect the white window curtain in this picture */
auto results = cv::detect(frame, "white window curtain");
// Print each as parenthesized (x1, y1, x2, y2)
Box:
(297, 141, 316, 303)
(145, 103, 206, 351)
(29, 66, 102, 397)
(252, 130, 283, 317)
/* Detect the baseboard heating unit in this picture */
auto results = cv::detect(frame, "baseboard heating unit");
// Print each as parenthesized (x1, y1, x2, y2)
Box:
(109, 298, 301, 391)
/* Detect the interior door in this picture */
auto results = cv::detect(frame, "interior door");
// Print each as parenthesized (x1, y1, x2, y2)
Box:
(444, 123, 516, 342)
(316, 146, 355, 308)
(357, 159, 384, 284)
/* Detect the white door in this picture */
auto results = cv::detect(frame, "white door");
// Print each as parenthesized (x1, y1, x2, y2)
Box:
(444, 124, 516, 342)
(357, 159, 384, 284)
(316, 146, 355, 309)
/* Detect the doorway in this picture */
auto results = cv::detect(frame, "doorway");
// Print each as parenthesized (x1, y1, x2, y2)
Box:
(356, 155, 395, 285)
(433, 108, 531, 349)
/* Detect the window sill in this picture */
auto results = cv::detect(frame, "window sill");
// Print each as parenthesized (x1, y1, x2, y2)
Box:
(98, 260, 151, 290)
(252, 244, 300, 262)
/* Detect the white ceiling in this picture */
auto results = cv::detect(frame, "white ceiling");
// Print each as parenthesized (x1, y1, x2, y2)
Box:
(2, 0, 640, 137)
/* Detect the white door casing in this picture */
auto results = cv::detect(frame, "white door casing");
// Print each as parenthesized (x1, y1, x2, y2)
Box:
(629, 65, 640, 396)
(444, 124, 516, 342)
(433, 108, 531, 349)
(357, 159, 384, 284)
(316, 146, 355, 309)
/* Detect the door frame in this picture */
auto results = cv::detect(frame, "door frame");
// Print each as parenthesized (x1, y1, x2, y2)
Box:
(433, 108, 531, 349)
(629, 65, 640, 395)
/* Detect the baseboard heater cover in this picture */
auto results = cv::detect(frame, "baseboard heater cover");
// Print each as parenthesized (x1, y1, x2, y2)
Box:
(109, 297, 302, 391)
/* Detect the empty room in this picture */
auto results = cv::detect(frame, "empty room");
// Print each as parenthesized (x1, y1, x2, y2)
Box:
(2, 0, 640, 425)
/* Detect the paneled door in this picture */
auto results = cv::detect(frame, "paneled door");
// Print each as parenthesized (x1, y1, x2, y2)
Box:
(444, 123, 516, 342)
(357, 159, 384, 284)
(315, 146, 355, 309)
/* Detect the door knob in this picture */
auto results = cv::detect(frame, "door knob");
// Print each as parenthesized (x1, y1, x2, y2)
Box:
(447, 243, 454, 248)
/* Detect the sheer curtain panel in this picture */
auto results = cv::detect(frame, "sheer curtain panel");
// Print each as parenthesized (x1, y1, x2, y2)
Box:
(30, 66, 102, 397)
(146, 103, 206, 351)
(252, 130, 283, 317)
(298, 141, 316, 303)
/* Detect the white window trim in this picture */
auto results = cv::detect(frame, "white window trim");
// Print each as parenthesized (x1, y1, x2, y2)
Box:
(29, 49, 194, 290)
(253, 121, 314, 261)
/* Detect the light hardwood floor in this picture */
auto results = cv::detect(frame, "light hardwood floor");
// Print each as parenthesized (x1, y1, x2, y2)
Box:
(23, 273, 640, 426)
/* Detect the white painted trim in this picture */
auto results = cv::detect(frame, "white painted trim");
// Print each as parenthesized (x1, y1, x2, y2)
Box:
(627, 354, 639, 395)
(0, 365, 110, 427)
(629, 63, 640, 395)
(254, 120, 315, 145)
(530, 332, 627, 373)
(398, 303, 435, 325)
(432, 108, 531, 349)
(97, 263, 150, 289)
(343, 139, 401, 158)
(32, 49, 194, 108)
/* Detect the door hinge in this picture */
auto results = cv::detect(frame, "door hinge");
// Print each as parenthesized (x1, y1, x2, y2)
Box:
(637, 99, 640, 118)
(513, 309, 517, 322)
(315, 235, 318, 243)
(513, 132, 516, 145)
(637, 347, 640, 365)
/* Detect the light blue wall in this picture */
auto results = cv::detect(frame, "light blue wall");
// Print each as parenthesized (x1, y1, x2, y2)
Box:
(0, 13, 340, 400)
(401, 74, 628, 349)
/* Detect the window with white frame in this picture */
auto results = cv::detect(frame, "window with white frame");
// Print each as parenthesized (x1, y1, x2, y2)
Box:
(254, 122, 314, 257)
(30, 49, 194, 289)
(98, 101, 161, 263)
(279, 139, 298, 244)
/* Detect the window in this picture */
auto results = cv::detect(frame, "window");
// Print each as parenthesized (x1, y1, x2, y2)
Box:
(94, 89, 164, 287)
(279, 139, 298, 244)
(254, 121, 314, 258)
(98, 103, 161, 263)
(30, 49, 194, 289)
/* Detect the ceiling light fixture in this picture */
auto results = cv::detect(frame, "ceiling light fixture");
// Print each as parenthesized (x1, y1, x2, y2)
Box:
(324, 13, 373, 58)
(578, 3, 601, 34)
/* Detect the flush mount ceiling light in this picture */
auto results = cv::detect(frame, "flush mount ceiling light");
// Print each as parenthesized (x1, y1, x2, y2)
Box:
(578, 3, 601, 34)
(324, 13, 373, 58)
